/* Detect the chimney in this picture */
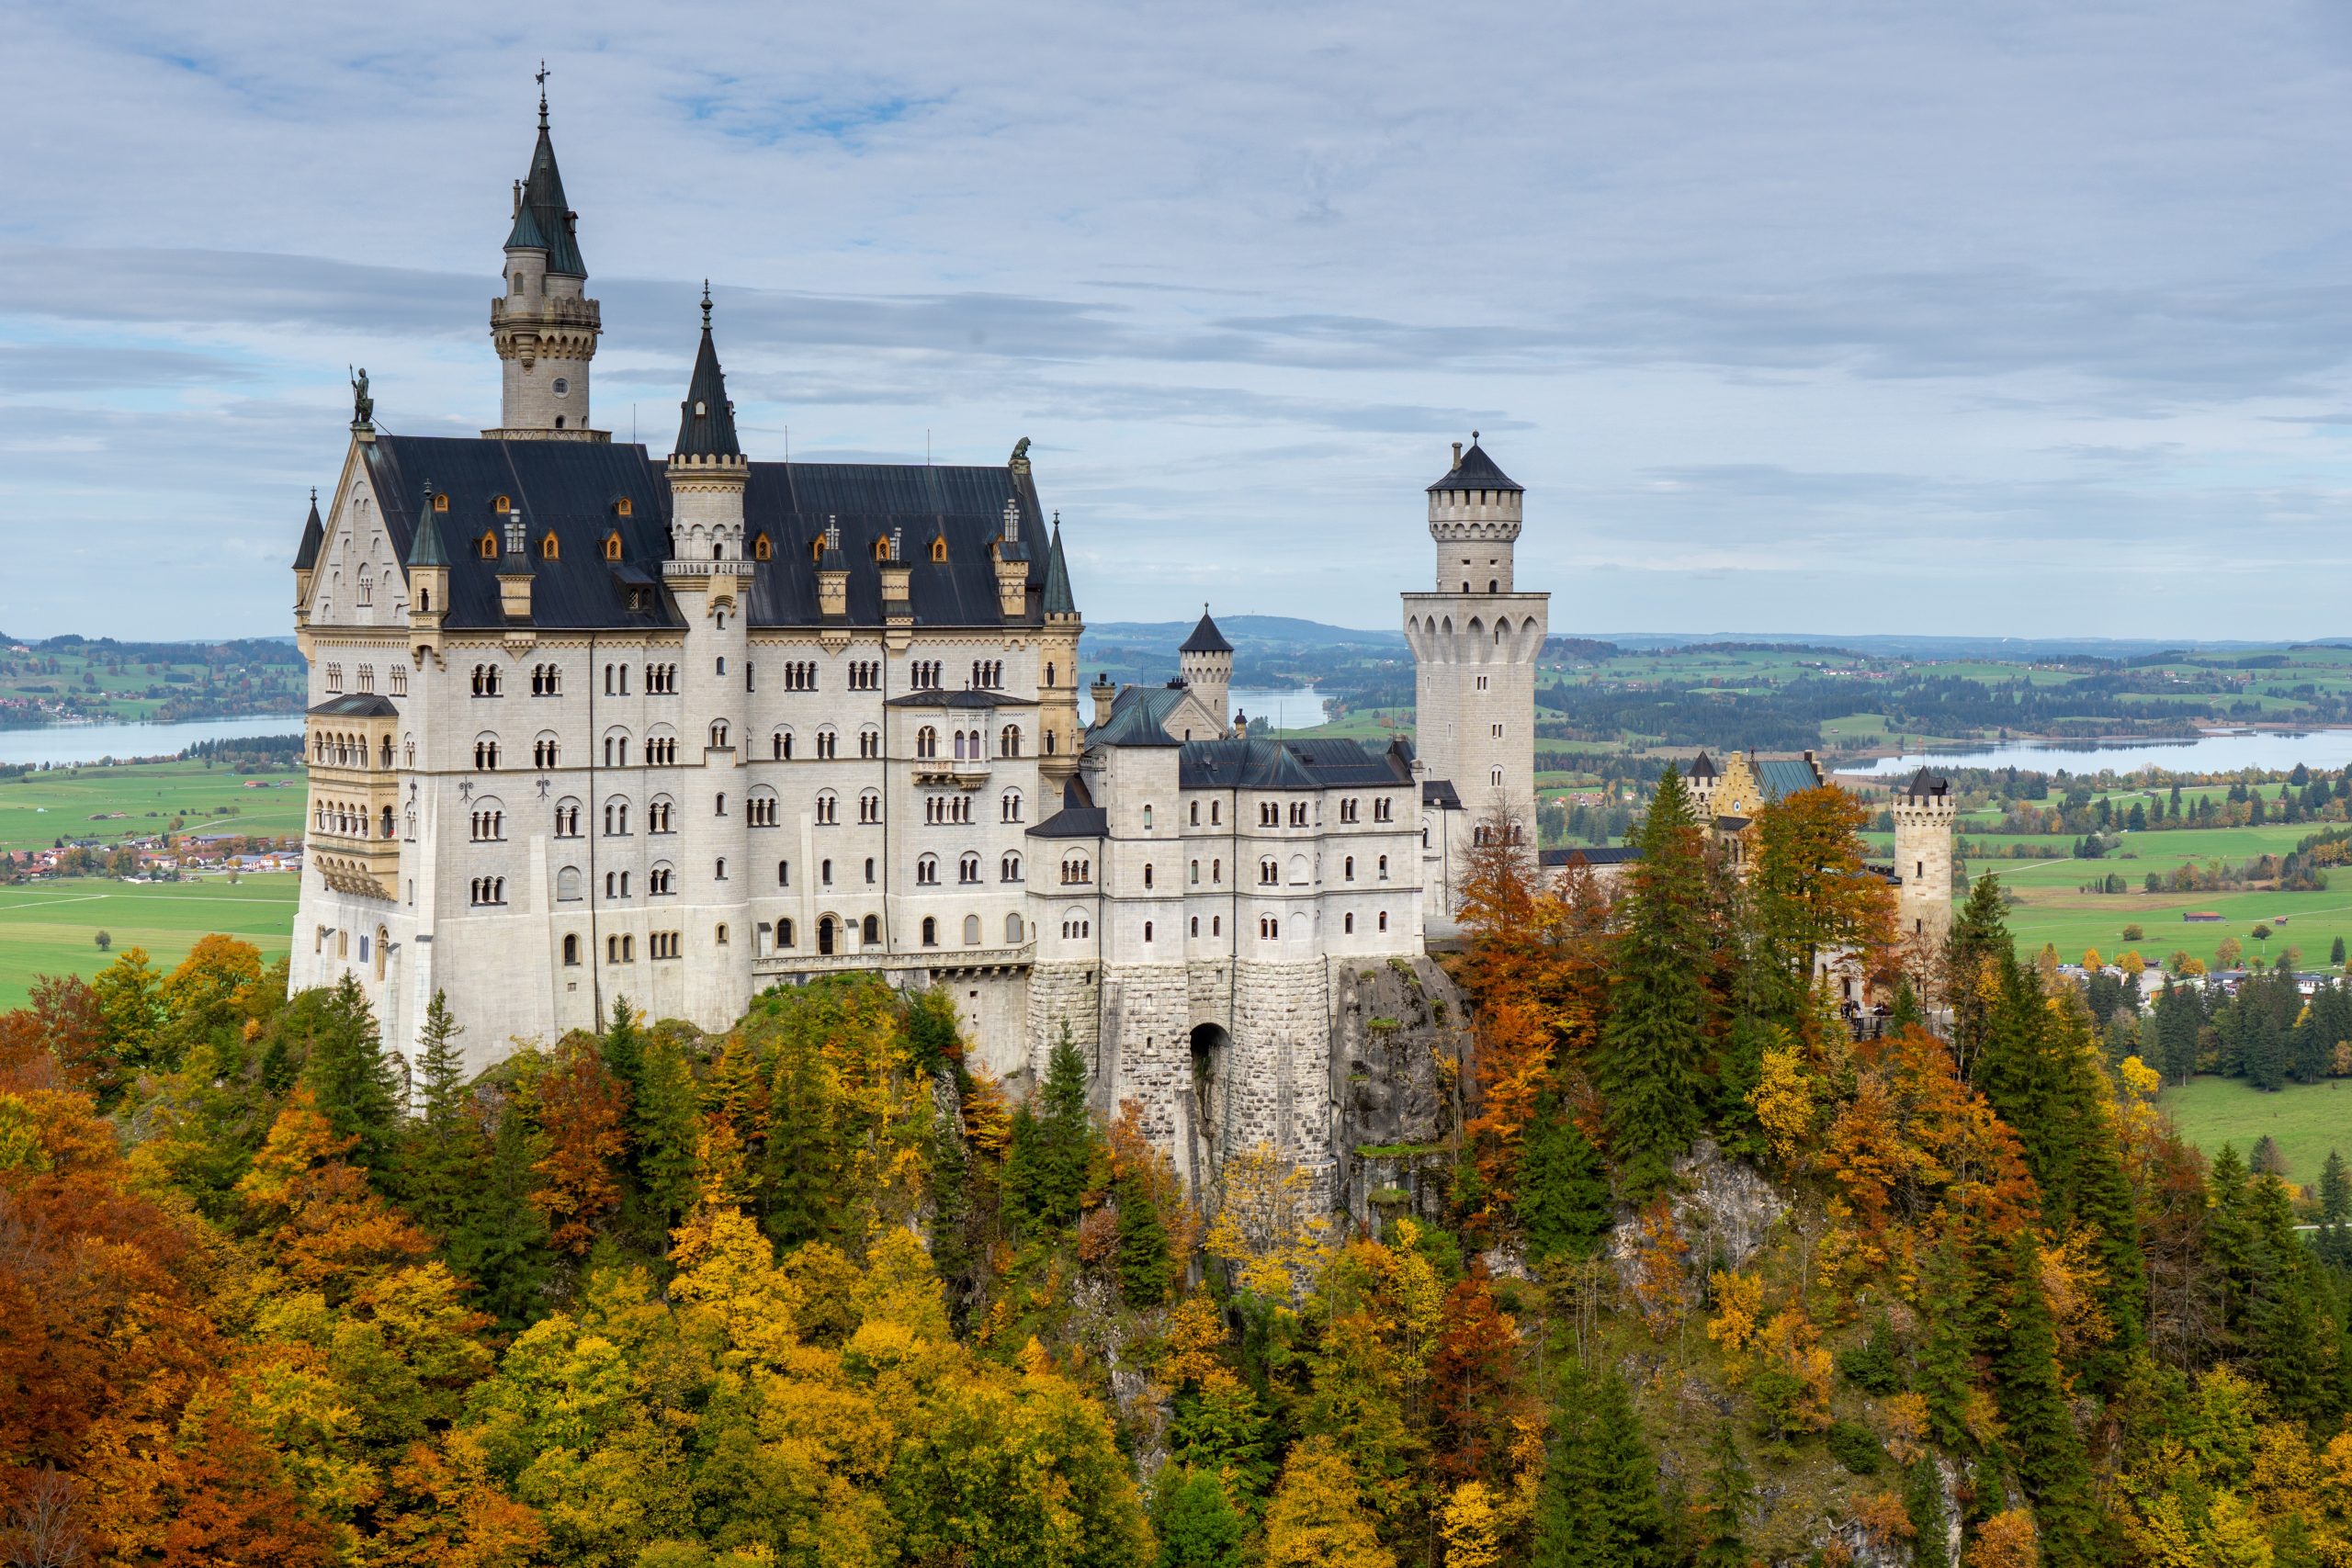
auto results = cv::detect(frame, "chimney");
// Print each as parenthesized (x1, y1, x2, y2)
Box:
(1451, 441, 1463, 469)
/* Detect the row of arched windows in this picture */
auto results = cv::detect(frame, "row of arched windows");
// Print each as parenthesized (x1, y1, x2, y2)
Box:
(970, 660, 1002, 688)
(313, 731, 395, 770)
(779, 661, 819, 690)
(313, 799, 397, 840)
(469, 876, 506, 906)
(470, 664, 503, 697)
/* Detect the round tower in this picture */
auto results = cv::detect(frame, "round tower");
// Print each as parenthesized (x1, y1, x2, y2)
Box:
(1178, 605, 1234, 737)
(486, 78, 605, 441)
(1428, 436, 1524, 593)
(1893, 767, 1956, 957)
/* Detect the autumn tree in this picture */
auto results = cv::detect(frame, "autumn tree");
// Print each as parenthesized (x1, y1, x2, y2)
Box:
(524, 1033, 629, 1256)
(1263, 1437, 1396, 1568)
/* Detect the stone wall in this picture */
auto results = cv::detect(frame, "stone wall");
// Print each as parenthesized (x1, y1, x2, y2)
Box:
(1025, 960, 1100, 1088)
(1097, 962, 1193, 1145)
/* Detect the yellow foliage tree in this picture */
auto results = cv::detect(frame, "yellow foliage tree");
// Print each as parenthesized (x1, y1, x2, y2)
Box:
(1749, 1042, 1815, 1163)
(1969, 1509, 2039, 1568)
(1204, 1141, 1333, 1299)
(1264, 1436, 1396, 1568)
(1705, 1270, 1765, 1356)
(1439, 1479, 1505, 1568)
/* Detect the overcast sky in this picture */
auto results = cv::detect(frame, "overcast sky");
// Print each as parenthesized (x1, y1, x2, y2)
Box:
(6, 2, 2352, 642)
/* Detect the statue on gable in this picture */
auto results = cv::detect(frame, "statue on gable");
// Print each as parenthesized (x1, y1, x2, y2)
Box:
(350, 366, 374, 428)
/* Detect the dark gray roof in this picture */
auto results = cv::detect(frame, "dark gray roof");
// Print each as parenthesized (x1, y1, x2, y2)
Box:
(1686, 750, 1716, 781)
(293, 491, 323, 570)
(1428, 439, 1521, 494)
(507, 97, 585, 276)
(1180, 609, 1232, 655)
(1176, 737, 1411, 790)
(883, 689, 1038, 709)
(1903, 766, 1951, 800)
(1090, 686, 1187, 748)
(361, 433, 1052, 632)
(309, 694, 399, 717)
(1542, 845, 1640, 866)
(1028, 774, 1106, 839)
(673, 306, 741, 458)
(1043, 519, 1076, 616)
(1423, 779, 1463, 809)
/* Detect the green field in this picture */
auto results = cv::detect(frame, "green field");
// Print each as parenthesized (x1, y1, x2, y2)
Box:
(2158, 1075, 2352, 1187)
(1, 758, 306, 854)
(0, 874, 300, 1010)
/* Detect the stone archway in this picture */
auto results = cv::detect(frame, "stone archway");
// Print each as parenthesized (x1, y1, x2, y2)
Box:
(1190, 1022, 1232, 1177)
(818, 914, 837, 956)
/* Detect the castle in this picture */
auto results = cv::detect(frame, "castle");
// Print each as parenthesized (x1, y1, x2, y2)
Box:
(288, 92, 1546, 1190)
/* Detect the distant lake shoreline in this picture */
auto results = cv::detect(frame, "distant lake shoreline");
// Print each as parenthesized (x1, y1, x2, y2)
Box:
(1845, 727, 2352, 776)
(0, 716, 305, 768)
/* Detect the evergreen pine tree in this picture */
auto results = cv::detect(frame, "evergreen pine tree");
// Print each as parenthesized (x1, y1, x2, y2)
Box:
(1598, 768, 1713, 1200)
(1694, 1427, 1751, 1568)
(1988, 1235, 2100, 1568)
(1009, 1021, 1100, 1235)
(1903, 1456, 1951, 1568)
(1152, 1468, 1245, 1568)
(400, 988, 476, 1237)
(762, 1025, 842, 1246)
(630, 1033, 705, 1236)
(2245, 1004, 2287, 1091)
(1888, 976, 1923, 1032)
(448, 1089, 552, 1330)
(2244, 1171, 2339, 1424)
(1516, 1100, 1613, 1267)
(306, 972, 402, 1180)
(928, 1069, 979, 1326)
(599, 995, 646, 1100)
(1114, 1168, 1175, 1306)
(1532, 1361, 1669, 1568)
(2318, 1149, 2351, 1272)
(1914, 1234, 1981, 1457)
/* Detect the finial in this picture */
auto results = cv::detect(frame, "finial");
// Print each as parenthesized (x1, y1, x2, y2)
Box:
(1471, 429, 1479, 443)
(310, 486, 318, 503)
(700, 278, 711, 330)
(1052, 510, 1060, 528)
(536, 62, 550, 128)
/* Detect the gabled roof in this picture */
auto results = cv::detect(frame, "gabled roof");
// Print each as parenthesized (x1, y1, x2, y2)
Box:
(1180, 608, 1232, 655)
(673, 298, 741, 458)
(293, 490, 324, 570)
(1428, 439, 1521, 493)
(1042, 517, 1076, 616)
(1028, 775, 1107, 838)
(1175, 737, 1411, 791)
(1090, 686, 1187, 748)
(882, 689, 1038, 709)
(1755, 756, 1826, 803)
(507, 94, 585, 276)
(1424, 779, 1464, 810)
(1686, 750, 1717, 781)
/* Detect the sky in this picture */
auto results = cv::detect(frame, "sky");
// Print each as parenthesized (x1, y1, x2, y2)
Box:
(6, 2, 2352, 642)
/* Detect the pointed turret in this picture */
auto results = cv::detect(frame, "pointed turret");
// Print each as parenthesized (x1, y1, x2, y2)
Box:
(487, 75, 605, 440)
(293, 488, 324, 571)
(1180, 608, 1231, 655)
(405, 482, 452, 648)
(1043, 513, 1077, 619)
(508, 77, 585, 276)
(673, 284, 741, 458)
(1179, 603, 1234, 736)
(405, 484, 449, 568)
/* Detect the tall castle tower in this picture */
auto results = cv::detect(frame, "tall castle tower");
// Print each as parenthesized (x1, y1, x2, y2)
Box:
(1401, 436, 1549, 912)
(486, 78, 605, 441)
(1892, 766, 1956, 961)
(1178, 606, 1234, 737)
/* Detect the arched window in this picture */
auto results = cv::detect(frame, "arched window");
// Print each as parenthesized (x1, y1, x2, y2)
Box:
(1141, 804, 1153, 829)
(959, 852, 980, 885)
(930, 535, 947, 563)
(1006, 912, 1024, 943)
(1143, 863, 1155, 889)
(818, 916, 836, 955)
(1001, 853, 1022, 882)
(1344, 855, 1355, 881)
(541, 532, 560, 559)
(1378, 854, 1389, 879)
(714, 857, 728, 880)
(918, 854, 939, 886)
(1000, 724, 1021, 757)
(1378, 911, 1389, 932)
(1001, 789, 1023, 823)
(605, 531, 623, 560)
(862, 914, 880, 946)
(753, 532, 772, 560)
(964, 914, 981, 945)
(777, 859, 790, 886)
(1344, 912, 1355, 934)
(778, 918, 796, 948)
(356, 569, 372, 606)
(917, 727, 938, 760)
(1142, 920, 1154, 942)
(562, 933, 581, 965)
(480, 532, 498, 559)
(710, 721, 730, 749)
(922, 917, 938, 946)
(774, 728, 792, 761)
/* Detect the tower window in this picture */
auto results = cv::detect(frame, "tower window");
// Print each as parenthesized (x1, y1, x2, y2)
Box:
(552, 378, 569, 397)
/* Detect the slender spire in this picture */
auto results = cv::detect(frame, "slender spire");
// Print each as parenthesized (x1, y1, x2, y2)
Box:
(293, 487, 325, 570)
(1042, 511, 1076, 616)
(673, 295, 741, 458)
(506, 73, 585, 276)
(404, 482, 449, 568)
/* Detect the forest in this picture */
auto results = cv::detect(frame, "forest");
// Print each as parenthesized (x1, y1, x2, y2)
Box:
(2, 772, 2349, 1566)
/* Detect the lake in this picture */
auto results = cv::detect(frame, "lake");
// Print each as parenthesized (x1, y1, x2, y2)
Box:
(1849, 728, 2352, 777)
(0, 716, 305, 768)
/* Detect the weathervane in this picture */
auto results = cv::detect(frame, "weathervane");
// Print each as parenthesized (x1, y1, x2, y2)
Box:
(536, 61, 550, 127)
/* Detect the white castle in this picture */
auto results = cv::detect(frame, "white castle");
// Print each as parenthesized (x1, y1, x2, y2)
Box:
(289, 92, 1546, 1185)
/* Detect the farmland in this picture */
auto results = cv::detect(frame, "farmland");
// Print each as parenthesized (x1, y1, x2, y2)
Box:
(1, 756, 306, 855)
(2158, 1074, 2352, 1187)
(0, 634, 303, 726)
(0, 873, 299, 1010)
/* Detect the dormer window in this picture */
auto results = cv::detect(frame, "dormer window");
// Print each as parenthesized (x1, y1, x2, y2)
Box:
(604, 531, 623, 561)
(479, 532, 498, 559)
(433, 493, 449, 513)
(493, 495, 512, 514)
(616, 497, 633, 517)
(930, 535, 948, 563)
(872, 536, 889, 563)
(811, 536, 825, 563)
(753, 533, 773, 561)
(540, 532, 560, 559)
(694, 400, 707, 417)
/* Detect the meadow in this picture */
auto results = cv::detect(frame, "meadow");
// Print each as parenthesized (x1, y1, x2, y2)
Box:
(0, 757, 306, 854)
(0, 872, 300, 1010)
(2158, 1074, 2352, 1187)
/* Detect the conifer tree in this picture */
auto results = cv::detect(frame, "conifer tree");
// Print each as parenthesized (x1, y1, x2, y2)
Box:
(1598, 768, 1713, 1199)
(761, 1024, 842, 1246)
(1515, 1100, 1612, 1267)
(1009, 1021, 1100, 1235)
(1115, 1165, 1175, 1305)
(928, 1070, 979, 1325)
(1694, 1427, 1751, 1568)
(1988, 1235, 2099, 1568)
(400, 988, 475, 1236)
(306, 972, 402, 1179)
(449, 1087, 552, 1329)
(1153, 1467, 1246, 1568)
(2318, 1149, 2351, 1271)
(1915, 1234, 1982, 1457)
(629, 1032, 704, 1236)
(2244, 1171, 2339, 1423)
(1532, 1361, 1668, 1568)
(599, 995, 645, 1100)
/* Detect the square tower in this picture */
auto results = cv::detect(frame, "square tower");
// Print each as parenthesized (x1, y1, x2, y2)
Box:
(1401, 438, 1548, 916)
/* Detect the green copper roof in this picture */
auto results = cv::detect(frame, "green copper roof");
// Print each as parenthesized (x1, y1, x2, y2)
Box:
(404, 484, 450, 568)
(506, 95, 585, 276)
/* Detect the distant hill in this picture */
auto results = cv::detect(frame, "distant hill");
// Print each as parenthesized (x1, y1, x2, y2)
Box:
(1594, 632, 2352, 660)
(1083, 616, 1404, 654)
